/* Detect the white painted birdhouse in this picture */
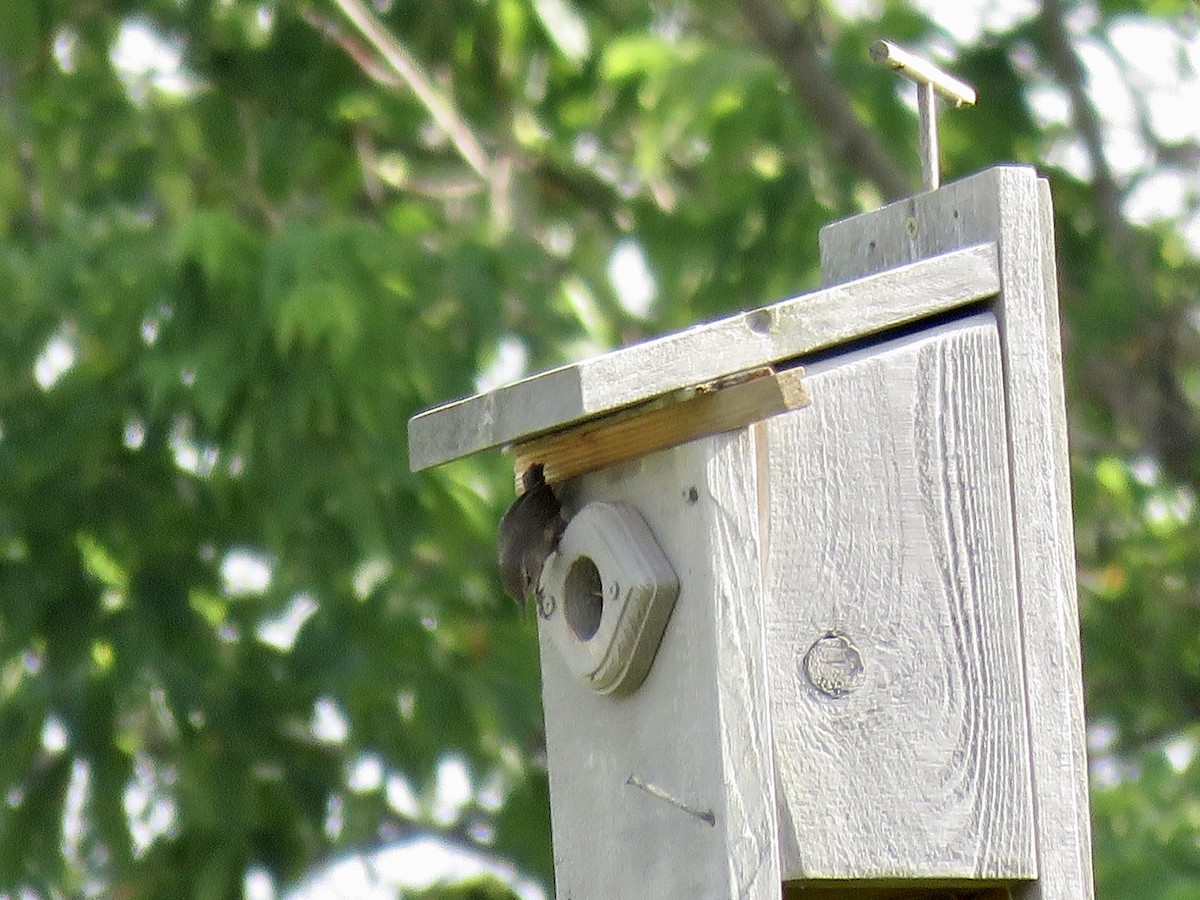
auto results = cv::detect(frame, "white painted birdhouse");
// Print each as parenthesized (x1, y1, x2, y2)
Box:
(408, 167, 1094, 900)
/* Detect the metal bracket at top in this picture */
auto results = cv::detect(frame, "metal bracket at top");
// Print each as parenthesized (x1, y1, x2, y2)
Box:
(870, 40, 977, 192)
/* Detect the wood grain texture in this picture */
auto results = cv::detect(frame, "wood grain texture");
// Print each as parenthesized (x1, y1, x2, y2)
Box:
(818, 167, 1094, 899)
(538, 429, 780, 899)
(767, 313, 1035, 882)
(511, 367, 809, 488)
(408, 244, 999, 471)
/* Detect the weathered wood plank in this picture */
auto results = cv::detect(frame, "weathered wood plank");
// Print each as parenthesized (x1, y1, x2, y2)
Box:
(539, 428, 780, 899)
(783, 884, 1014, 900)
(511, 367, 809, 488)
(818, 166, 1094, 899)
(766, 312, 1035, 882)
(408, 243, 999, 471)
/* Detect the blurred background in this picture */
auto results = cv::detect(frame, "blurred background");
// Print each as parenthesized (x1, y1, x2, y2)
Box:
(1, 0, 1199, 896)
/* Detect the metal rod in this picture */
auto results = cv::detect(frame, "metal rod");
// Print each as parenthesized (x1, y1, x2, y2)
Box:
(869, 39, 977, 108)
(870, 39, 976, 193)
(917, 81, 939, 191)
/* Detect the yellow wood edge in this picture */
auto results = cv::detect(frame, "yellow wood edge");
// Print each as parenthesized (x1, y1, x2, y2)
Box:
(512, 367, 810, 489)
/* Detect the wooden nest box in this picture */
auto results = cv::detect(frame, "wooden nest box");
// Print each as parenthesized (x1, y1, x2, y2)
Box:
(408, 167, 1094, 900)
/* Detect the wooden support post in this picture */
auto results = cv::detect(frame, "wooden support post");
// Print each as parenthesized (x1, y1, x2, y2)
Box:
(816, 166, 1093, 899)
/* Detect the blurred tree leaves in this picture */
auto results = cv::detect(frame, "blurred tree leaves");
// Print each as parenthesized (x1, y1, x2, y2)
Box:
(1, 0, 1199, 896)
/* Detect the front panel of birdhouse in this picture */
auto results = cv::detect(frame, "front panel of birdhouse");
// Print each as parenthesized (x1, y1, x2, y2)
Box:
(536, 429, 782, 900)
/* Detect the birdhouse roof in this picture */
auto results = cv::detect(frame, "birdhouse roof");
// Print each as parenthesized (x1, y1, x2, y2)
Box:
(407, 242, 998, 472)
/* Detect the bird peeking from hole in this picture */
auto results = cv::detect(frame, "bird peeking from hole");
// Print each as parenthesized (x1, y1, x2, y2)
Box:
(498, 464, 566, 614)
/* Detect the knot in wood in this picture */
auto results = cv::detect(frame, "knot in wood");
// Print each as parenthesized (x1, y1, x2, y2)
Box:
(802, 631, 864, 698)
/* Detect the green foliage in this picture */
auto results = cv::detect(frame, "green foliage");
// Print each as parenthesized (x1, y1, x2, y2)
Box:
(406, 874, 520, 900)
(1, 0, 1199, 896)
(1091, 737, 1200, 897)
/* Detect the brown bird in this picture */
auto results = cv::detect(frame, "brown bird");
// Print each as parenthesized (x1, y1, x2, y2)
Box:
(497, 464, 566, 613)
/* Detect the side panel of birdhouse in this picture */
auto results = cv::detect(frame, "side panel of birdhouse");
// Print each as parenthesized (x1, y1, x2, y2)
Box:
(766, 311, 1036, 882)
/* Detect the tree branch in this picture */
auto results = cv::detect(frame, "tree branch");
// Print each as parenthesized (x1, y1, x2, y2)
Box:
(1037, 0, 1200, 478)
(0, 62, 47, 240)
(324, 0, 494, 182)
(735, 0, 911, 200)
(1038, 0, 1138, 266)
(301, 7, 405, 90)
